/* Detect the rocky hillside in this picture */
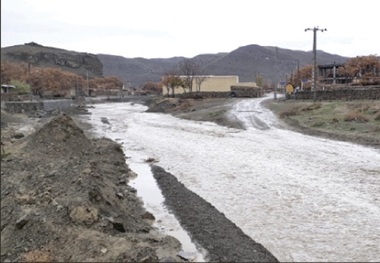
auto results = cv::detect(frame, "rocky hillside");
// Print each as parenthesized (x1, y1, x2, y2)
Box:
(1, 42, 348, 88)
(1, 42, 103, 79)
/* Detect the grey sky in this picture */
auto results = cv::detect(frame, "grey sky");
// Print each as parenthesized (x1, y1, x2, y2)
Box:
(1, 0, 379, 58)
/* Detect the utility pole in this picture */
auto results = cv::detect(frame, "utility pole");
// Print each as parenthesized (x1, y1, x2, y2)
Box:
(86, 70, 89, 96)
(305, 26, 327, 101)
(274, 46, 278, 100)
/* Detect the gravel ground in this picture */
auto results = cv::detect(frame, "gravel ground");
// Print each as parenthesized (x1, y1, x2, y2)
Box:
(151, 165, 279, 262)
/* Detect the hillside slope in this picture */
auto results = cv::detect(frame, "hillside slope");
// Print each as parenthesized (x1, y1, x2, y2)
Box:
(1, 42, 348, 88)
(1, 42, 103, 79)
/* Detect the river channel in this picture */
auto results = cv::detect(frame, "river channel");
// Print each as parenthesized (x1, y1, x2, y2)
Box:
(82, 97, 380, 262)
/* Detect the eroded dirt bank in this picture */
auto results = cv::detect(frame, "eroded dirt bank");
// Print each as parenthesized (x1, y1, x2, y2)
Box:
(1, 113, 185, 262)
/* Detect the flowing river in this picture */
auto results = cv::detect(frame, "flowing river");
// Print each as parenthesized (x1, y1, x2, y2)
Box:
(81, 96, 380, 262)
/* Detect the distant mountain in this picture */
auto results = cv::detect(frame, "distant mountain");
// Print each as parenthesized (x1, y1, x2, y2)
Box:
(98, 44, 348, 87)
(201, 44, 348, 84)
(97, 52, 230, 87)
(97, 54, 184, 88)
(1, 42, 349, 87)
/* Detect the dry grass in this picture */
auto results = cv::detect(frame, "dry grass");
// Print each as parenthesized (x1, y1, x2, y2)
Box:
(279, 107, 300, 118)
(301, 103, 322, 111)
(266, 99, 380, 147)
(344, 111, 369, 123)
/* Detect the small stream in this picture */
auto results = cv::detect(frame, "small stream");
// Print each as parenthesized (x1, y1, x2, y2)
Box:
(126, 157, 206, 262)
(84, 114, 206, 262)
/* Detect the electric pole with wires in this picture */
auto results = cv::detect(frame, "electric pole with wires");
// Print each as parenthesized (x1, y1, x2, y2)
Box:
(305, 26, 327, 101)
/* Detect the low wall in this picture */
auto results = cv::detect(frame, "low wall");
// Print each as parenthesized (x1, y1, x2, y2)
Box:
(3, 99, 75, 113)
(293, 87, 380, 100)
(178, 88, 264, 99)
(230, 86, 263, 97)
(179, 92, 230, 99)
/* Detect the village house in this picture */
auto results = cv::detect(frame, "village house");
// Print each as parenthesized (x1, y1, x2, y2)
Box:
(162, 75, 263, 97)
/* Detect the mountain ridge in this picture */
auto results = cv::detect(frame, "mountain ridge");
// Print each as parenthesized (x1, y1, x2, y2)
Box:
(1, 42, 349, 87)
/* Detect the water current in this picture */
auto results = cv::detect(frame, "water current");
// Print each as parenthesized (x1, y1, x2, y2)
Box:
(82, 96, 380, 262)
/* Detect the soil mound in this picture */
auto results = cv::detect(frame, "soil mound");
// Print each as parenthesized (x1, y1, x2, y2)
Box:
(1, 113, 184, 262)
(24, 113, 91, 156)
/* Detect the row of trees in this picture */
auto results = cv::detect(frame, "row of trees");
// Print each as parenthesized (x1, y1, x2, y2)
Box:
(155, 59, 208, 97)
(290, 55, 380, 88)
(337, 55, 380, 85)
(1, 62, 123, 97)
(154, 56, 380, 97)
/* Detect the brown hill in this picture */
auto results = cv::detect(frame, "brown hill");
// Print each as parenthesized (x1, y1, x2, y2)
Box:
(1, 42, 103, 79)
(1, 42, 348, 88)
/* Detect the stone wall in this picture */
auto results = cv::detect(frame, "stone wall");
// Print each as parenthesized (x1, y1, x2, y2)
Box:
(230, 86, 263, 97)
(42, 100, 74, 111)
(3, 99, 74, 113)
(178, 92, 230, 99)
(178, 88, 263, 99)
(293, 86, 380, 100)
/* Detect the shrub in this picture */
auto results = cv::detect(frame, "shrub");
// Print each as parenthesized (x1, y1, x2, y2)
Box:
(10, 79, 31, 95)
(302, 103, 322, 111)
(344, 111, 369, 123)
(279, 107, 299, 118)
(330, 118, 339, 123)
(312, 121, 325, 127)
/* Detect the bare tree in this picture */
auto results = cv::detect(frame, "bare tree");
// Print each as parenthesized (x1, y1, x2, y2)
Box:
(178, 59, 202, 93)
(195, 74, 207, 94)
(161, 72, 184, 97)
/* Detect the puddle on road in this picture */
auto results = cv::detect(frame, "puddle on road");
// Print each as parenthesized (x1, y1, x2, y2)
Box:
(128, 161, 206, 262)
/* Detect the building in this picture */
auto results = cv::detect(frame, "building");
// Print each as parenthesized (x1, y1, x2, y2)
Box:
(162, 75, 261, 97)
(162, 75, 239, 95)
(1, 84, 16, 93)
(318, 63, 352, 85)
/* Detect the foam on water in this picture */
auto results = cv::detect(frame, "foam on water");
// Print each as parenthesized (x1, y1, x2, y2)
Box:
(84, 97, 380, 262)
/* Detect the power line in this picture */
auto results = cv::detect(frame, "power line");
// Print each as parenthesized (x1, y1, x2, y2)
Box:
(305, 26, 327, 101)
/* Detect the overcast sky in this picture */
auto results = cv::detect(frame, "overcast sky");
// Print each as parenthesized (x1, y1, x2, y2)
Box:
(1, 0, 379, 59)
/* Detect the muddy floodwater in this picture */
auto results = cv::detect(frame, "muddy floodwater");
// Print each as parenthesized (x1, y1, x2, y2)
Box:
(83, 97, 380, 262)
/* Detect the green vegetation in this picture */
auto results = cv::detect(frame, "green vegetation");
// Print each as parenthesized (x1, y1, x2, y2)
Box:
(1, 143, 10, 160)
(267, 99, 380, 146)
(9, 79, 31, 94)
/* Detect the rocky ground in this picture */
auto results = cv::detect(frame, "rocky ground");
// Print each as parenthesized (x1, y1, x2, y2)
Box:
(1, 109, 185, 262)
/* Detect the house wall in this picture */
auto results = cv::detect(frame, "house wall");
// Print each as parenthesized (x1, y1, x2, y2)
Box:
(162, 75, 239, 95)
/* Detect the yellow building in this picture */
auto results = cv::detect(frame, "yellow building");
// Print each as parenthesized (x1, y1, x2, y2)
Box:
(162, 75, 239, 95)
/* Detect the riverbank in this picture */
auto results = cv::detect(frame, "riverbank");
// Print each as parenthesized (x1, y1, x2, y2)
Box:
(150, 96, 380, 149)
(263, 98, 380, 149)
